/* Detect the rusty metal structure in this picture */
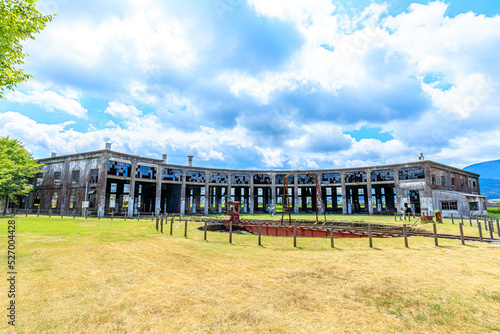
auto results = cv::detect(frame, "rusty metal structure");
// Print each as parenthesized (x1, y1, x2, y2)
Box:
(223, 201, 240, 227)
(281, 170, 326, 225)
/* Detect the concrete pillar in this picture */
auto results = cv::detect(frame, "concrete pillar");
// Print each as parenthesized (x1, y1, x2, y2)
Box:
(478, 196, 484, 216)
(128, 161, 136, 217)
(341, 172, 347, 214)
(294, 172, 299, 214)
(366, 169, 373, 215)
(155, 165, 162, 216)
(393, 168, 402, 214)
(97, 154, 110, 217)
(60, 158, 70, 211)
(249, 173, 254, 214)
(180, 169, 186, 215)
(227, 172, 232, 212)
(271, 172, 276, 208)
(204, 171, 209, 215)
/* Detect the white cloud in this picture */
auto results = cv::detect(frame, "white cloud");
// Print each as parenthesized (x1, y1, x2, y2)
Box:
(5, 88, 87, 118)
(4, 0, 500, 170)
(256, 147, 287, 167)
(104, 102, 142, 120)
(0, 112, 102, 154)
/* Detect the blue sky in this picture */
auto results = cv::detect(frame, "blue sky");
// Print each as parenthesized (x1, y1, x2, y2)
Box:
(1, 0, 499, 169)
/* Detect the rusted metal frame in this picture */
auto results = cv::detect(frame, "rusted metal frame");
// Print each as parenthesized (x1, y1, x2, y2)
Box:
(281, 170, 294, 226)
(280, 170, 327, 226)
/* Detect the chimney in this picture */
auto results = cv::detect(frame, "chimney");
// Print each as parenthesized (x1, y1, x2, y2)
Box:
(105, 142, 112, 150)
(51, 152, 57, 157)
(188, 155, 194, 167)
(162, 154, 167, 163)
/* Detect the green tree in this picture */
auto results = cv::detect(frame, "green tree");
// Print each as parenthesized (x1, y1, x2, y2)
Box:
(0, 0, 53, 98)
(0, 137, 41, 214)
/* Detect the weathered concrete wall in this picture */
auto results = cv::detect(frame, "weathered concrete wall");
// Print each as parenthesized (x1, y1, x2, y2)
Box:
(432, 190, 487, 217)
(32, 150, 483, 217)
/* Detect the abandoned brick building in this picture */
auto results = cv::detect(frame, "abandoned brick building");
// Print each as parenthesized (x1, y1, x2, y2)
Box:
(23, 144, 487, 218)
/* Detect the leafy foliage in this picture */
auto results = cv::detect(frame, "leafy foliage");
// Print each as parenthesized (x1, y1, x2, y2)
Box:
(0, 0, 53, 98)
(0, 136, 41, 204)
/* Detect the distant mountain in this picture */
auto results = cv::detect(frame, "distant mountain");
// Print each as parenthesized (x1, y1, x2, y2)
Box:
(464, 159, 500, 199)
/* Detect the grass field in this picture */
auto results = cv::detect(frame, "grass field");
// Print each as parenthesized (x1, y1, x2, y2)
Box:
(1, 215, 500, 333)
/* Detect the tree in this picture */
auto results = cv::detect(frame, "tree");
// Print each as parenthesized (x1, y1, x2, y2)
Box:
(0, 137, 41, 214)
(0, 0, 53, 98)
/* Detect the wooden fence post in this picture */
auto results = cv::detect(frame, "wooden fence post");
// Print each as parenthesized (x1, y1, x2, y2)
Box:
(160, 216, 164, 234)
(204, 221, 207, 241)
(451, 214, 454, 224)
(170, 217, 173, 236)
(37, 208, 40, 217)
(394, 212, 397, 221)
(368, 224, 373, 248)
(229, 220, 233, 244)
(258, 222, 262, 246)
(26, 209, 28, 217)
(469, 216, 472, 227)
(460, 215, 463, 226)
(49, 209, 52, 218)
(488, 221, 494, 240)
(403, 224, 408, 248)
(156, 216, 159, 231)
(459, 223, 465, 245)
(111, 212, 113, 220)
(293, 222, 297, 248)
(484, 218, 488, 231)
(433, 223, 438, 247)
(330, 227, 334, 248)
(478, 221, 483, 242)
(184, 219, 188, 238)
(497, 219, 500, 238)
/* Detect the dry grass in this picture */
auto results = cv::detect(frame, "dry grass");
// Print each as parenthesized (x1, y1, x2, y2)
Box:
(1, 215, 500, 333)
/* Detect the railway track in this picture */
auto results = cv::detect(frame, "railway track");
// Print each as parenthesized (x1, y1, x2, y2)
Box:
(199, 218, 498, 243)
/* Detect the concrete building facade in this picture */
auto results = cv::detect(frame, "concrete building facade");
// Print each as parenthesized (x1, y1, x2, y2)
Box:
(24, 146, 487, 218)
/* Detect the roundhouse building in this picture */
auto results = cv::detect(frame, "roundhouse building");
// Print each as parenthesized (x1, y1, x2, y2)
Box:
(27, 144, 487, 218)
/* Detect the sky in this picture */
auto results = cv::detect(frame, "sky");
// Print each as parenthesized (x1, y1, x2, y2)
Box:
(1, 0, 500, 170)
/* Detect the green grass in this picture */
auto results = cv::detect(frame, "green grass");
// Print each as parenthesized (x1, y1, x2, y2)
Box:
(1, 214, 500, 333)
